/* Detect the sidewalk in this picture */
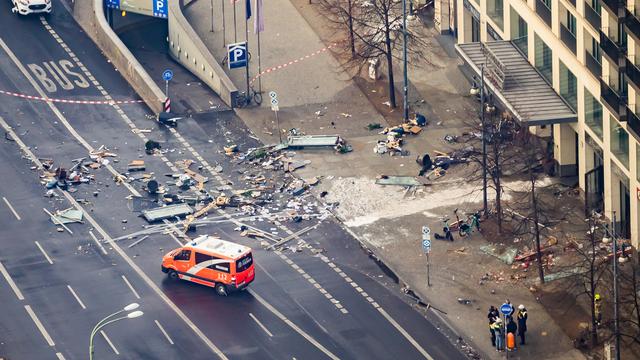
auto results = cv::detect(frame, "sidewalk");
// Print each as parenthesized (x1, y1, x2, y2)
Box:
(184, 1, 586, 359)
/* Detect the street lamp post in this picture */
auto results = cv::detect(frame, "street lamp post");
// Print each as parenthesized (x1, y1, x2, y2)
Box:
(612, 212, 621, 360)
(89, 303, 143, 360)
(402, 0, 409, 122)
(602, 213, 622, 360)
(470, 65, 488, 216)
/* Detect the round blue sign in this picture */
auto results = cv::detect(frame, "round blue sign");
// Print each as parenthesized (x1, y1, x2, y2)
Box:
(500, 303, 513, 316)
(162, 69, 173, 81)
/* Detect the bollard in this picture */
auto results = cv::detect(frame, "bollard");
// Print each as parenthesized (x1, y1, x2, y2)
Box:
(507, 332, 516, 351)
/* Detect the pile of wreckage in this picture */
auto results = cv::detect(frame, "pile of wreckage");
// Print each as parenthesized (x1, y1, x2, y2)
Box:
(373, 114, 426, 156)
(41, 145, 117, 194)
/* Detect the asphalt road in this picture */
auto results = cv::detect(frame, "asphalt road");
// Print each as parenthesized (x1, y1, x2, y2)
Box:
(0, 2, 468, 359)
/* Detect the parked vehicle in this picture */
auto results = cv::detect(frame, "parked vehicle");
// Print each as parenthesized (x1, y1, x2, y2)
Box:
(12, 0, 52, 15)
(162, 235, 255, 296)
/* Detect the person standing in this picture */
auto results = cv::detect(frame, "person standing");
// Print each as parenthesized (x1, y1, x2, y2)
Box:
(516, 304, 528, 345)
(488, 306, 499, 346)
(594, 294, 602, 326)
(492, 318, 504, 351)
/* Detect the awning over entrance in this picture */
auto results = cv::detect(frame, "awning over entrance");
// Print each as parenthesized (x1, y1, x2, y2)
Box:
(455, 41, 577, 126)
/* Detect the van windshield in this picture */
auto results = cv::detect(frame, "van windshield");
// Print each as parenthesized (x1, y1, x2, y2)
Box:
(236, 253, 253, 272)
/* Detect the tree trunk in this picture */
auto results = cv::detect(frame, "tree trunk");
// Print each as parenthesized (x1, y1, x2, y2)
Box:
(492, 137, 502, 234)
(383, 14, 396, 108)
(347, 0, 355, 57)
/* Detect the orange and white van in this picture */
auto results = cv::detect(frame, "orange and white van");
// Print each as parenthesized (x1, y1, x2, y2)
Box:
(161, 235, 255, 296)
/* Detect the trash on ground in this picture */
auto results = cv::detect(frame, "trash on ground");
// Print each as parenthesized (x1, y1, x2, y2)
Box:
(288, 135, 340, 148)
(128, 160, 146, 172)
(141, 203, 194, 222)
(375, 175, 427, 187)
(480, 244, 518, 265)
(50, 208, 84, 224)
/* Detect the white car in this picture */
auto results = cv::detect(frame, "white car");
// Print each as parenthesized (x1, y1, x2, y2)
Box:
(12, 0, 52, 15)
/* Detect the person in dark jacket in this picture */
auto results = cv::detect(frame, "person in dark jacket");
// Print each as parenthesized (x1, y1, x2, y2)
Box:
(516, 304, 528, 345)
(487, 306, 499, 346)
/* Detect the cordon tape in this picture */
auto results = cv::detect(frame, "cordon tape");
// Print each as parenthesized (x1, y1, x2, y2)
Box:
(0, 89, 144, 105)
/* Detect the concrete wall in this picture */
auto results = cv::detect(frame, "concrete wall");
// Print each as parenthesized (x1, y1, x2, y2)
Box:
(168, 0, 238, 107)
(72, 0, 166, 114)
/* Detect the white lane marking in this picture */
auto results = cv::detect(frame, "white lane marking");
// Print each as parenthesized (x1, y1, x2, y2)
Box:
(34, 241, 53, 265)
(249, 313, 274, 337)
(66, 285, 86, 310)
(248, 289, 339, 360)
(377, 307, 434, 360)
(2, 196, 21, 220)
(55, 353, 65, 360)
(100, 330, 119, 355)
(121, 275, 141, 299)
(0, 37, 141, 198)
(0, 260, 24, 300)
(155, 320, 175, 345)
(0, 74, 227, 360)
(88, 230, 108, 255)
(24, 305, 55, 346)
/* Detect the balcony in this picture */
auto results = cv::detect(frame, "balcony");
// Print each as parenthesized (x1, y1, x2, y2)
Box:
(625, 8, 640, 40)
(600, 78, 627, 120)
(601, 0, 624, 16)
(625, 57, 640, 89)
(535, 0, 552, 27)
(584, 2, 601, 30)
(627, 106, 640, 135)
(560, 25, 577, 54)
(586, 51, 602, 78)
(600, 30, 626, 65)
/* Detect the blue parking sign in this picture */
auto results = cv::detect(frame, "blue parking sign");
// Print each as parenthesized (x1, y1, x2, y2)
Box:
(227, 42, 248, 69)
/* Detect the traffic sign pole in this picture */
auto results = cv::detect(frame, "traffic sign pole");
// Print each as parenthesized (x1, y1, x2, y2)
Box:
(269, 91, 281, 143)
(422, 226, 432, 287)
(162, 70, 173, 105)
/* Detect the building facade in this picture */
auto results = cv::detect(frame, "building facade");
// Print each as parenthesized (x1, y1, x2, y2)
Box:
(455, 0, 640, 247)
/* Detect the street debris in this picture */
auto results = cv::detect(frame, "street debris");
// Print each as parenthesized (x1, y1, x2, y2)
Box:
(49, 207, 84, 224)
(480, 244, 518, 265)
(141, 203, 194, 222)
(375, 175, 428, 187)
(374, 114, 427, 156)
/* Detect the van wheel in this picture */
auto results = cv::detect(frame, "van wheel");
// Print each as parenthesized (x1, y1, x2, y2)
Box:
(215, 283, 228, 296)
(168, 270, 179, 280)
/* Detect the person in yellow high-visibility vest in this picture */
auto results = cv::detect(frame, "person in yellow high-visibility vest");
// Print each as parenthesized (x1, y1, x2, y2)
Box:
(594, 293, 602, 326)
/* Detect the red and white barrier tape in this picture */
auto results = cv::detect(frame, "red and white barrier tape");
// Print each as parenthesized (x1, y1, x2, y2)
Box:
(250, 42, 338, 85)
(0, 89, 144, 105)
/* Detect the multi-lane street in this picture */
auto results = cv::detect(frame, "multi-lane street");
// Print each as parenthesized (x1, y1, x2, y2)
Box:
(0, 1, 467, 359)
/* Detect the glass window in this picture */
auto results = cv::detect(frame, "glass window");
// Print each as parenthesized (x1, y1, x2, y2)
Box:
(566, 12, 576, 35)
(195, 252, 210, 264)
(236, 253, 253, 273)
(542, 0, 552, 8)
(585, 90, 603, 139)
(174, 250, 191, 261)
(535, 34, 553, 83)
(510, 7, 528, 56)
(591, 37, 601, 62)
(590, 0, 601, 14)
(487, 0, 504, 30)
(559, 61, 577, 110)
(209, 257, 230, 273)
(610, 117, 630, 168)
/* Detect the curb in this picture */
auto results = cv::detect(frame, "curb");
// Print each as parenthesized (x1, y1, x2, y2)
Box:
(323, 199, 485, 359)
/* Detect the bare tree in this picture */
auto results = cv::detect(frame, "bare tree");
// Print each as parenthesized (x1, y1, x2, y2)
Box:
(317, 0, 429, 108)
(462, 107, 520, 234)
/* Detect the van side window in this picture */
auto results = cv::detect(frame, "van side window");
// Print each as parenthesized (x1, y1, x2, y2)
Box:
(195, 252, 211, 264)
(207, 256, 230, 273)
(174, 250, 191, 261)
